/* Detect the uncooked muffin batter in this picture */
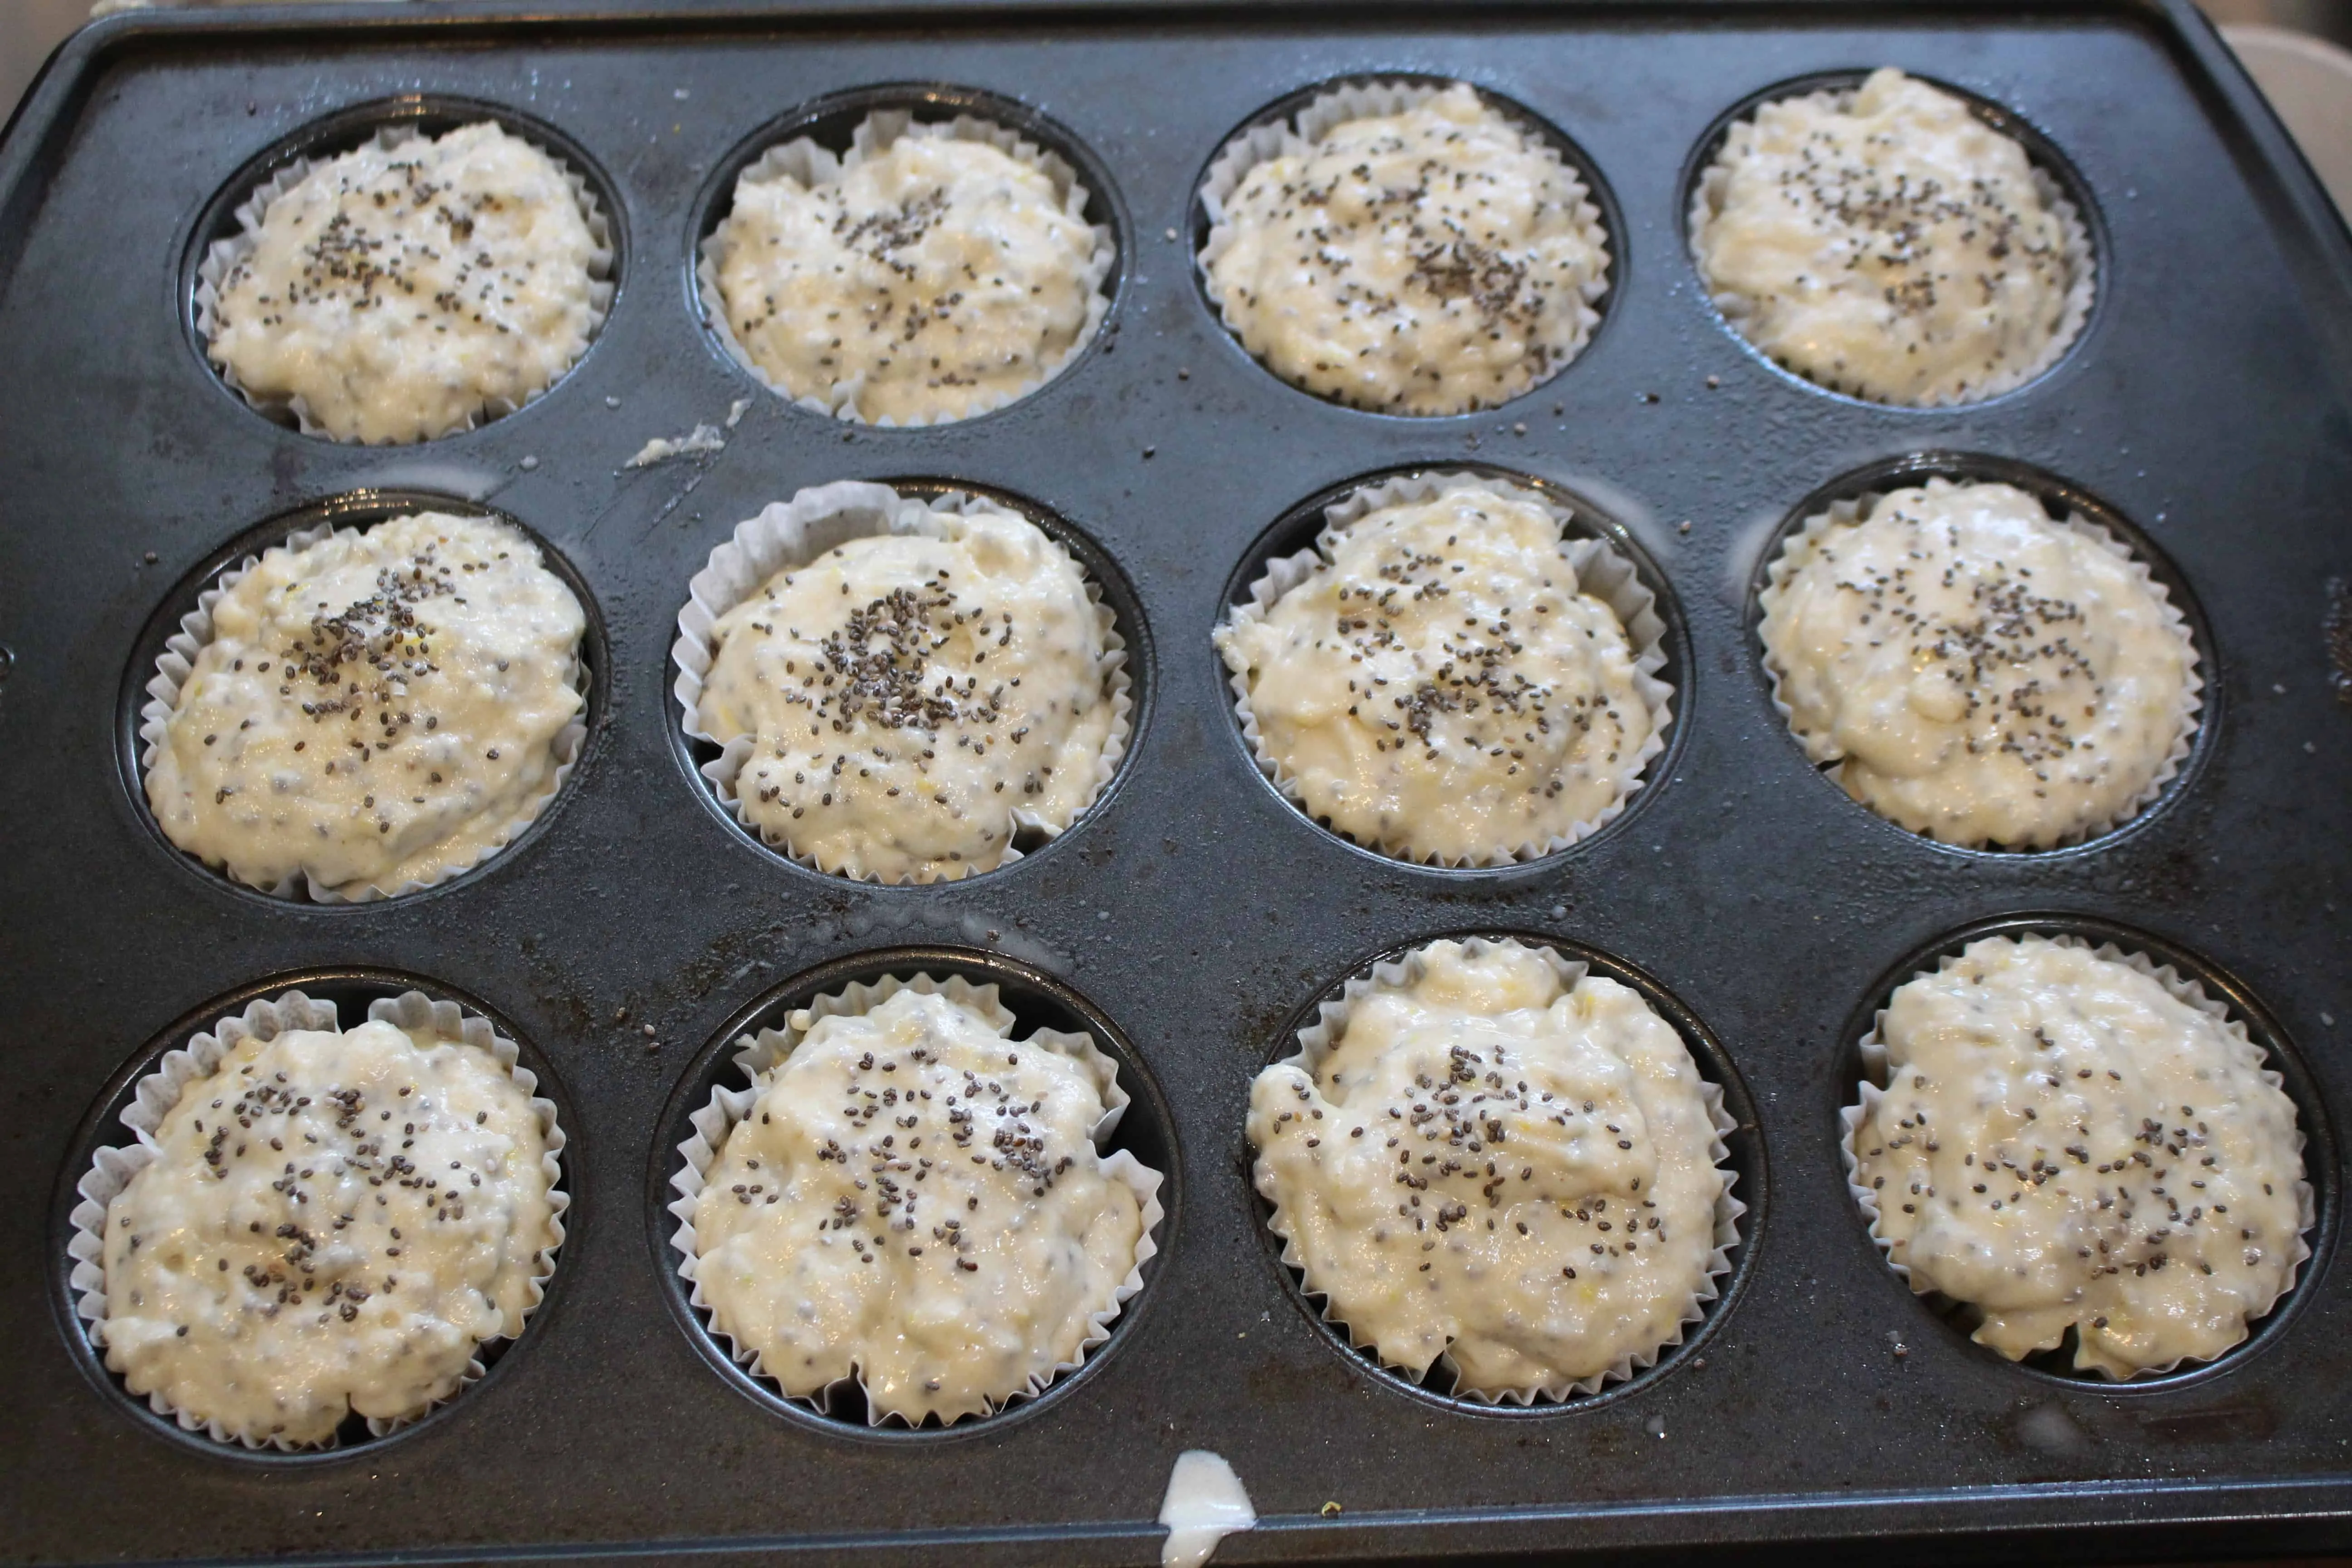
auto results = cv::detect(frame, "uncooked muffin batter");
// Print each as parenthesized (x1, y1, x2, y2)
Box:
(1852, 936, 2305, 1377)
(146, 513, 585, 899)
(696, 504, 1118, 883)
(1250, 939, 1728, 1395)
(207, 122, 603, 443)
(691, 986, 1147, 1424)
(100, 1018, 558, 1446)
(1691, 69, 2081, 404)
(711, 127, 1104, 423)
(1205, 84, 1607, 414)
(1759, 479, 2195, 848)
(1215, 483, 1656, 863)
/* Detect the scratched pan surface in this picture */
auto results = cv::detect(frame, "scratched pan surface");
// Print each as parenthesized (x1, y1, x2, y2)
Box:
(1, 1, 2350, 1563)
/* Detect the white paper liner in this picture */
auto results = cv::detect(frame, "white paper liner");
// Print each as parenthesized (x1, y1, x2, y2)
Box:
(194, 120, 615, 443)
(670, 480, 1133, 884)
(665, 971, 1165, 1426)
(1755, 477, 2203, 850)
(1687, 77, 2096, 407)
(698, 110, 1114, 427)
(1840, 934, 2317, 1380)
(1257, 936, 1744, 1403)
(137, 516, 592, 903)
(1218, 471, 1672, 867)
(66, 988, 569, 1451)
(1196, 78, 1611, 415)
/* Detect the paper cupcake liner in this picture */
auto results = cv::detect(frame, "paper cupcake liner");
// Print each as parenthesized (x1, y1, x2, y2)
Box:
(194, 120, 614, 443)
(699, 111, 1114, 427)
(1196, 78, 1610, 413)
(1841, 934, 2316, 1380)
(67, 987, 568, 1451)
(1688, 79, 2095, 407)
(1259, 936, 1744, 1404)
(1219, 471, 1672, 867)
(1755, 477, 2203, 850)
(670, 480, 1132, 884)
(666, 971, 1165, 1426)
(137, 517, 591, 903)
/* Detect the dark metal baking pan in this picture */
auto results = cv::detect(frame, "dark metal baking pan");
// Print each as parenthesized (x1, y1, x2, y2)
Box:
(3, 0, 2350, 1562)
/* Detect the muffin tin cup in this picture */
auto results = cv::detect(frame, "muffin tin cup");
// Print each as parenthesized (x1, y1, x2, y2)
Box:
(193, 121, 615, 443)
(1195, 78, 1610, 415)
(65, 986, 570, 1453)
(696, 109, 1114, 427)
(1686, 75, 2096, 408)
(1839, 932, 2317, 1382)
(137, 515, 593, 904)
(664, 970, 1165, 1429)
(1259, 935, 1745, 1405)
(1755, 477, 2203, 852)
(1219, 470, 1673, 867)
(670, 479, 1133, 884)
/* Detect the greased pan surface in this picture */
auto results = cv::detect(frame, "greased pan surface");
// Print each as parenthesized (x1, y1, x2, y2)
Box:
(3, 1, 2351, 1561)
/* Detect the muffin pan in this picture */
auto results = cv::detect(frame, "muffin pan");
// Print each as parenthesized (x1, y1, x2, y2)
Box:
(7, 0, 2352, 1560)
